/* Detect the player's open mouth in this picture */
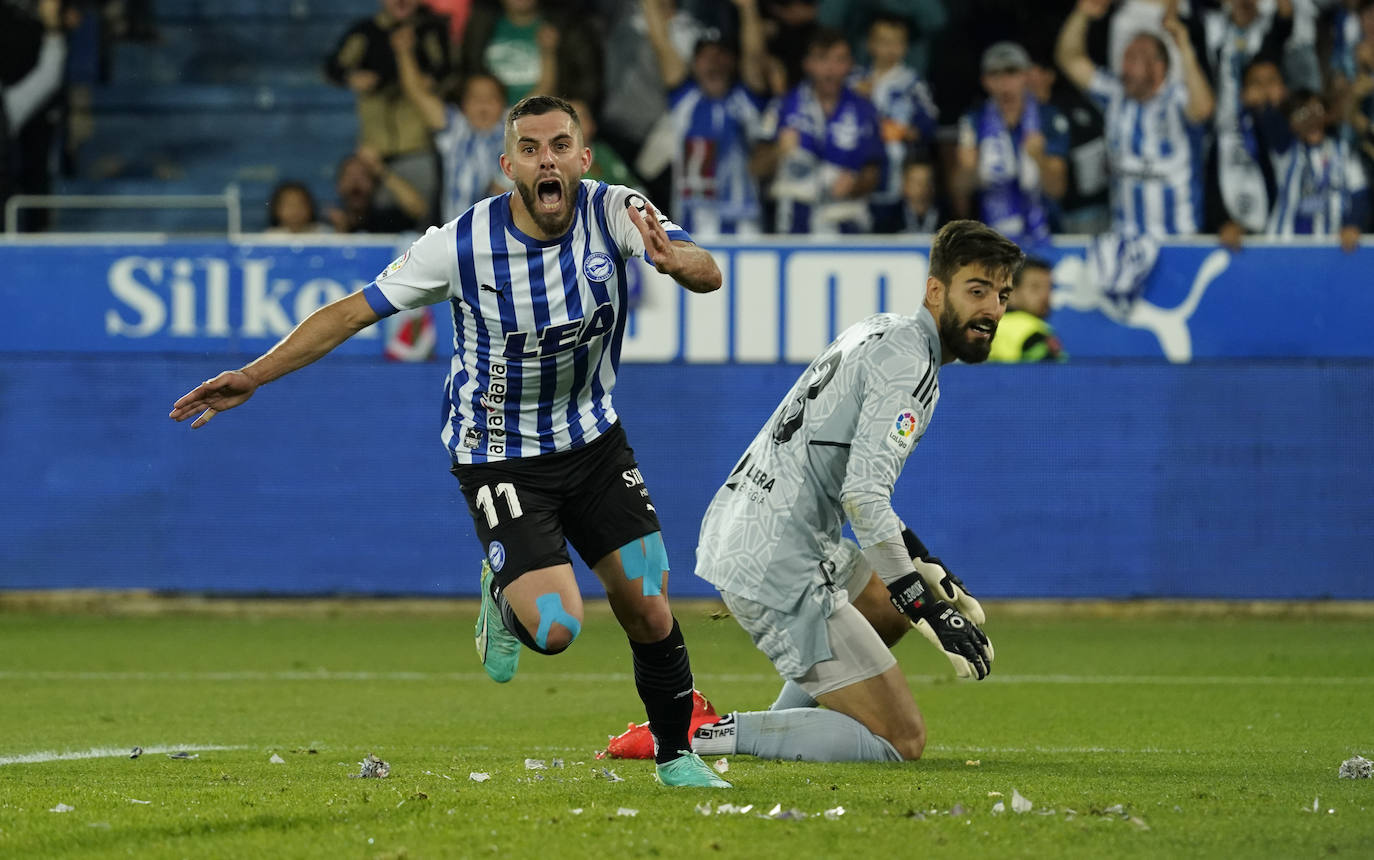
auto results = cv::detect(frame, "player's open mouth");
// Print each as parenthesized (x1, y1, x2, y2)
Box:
(967, 319, 996, 340)
(537, 179, 563, 210)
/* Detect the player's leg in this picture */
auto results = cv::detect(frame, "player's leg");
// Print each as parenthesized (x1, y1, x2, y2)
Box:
(694, 587, 924, 761)
(565, 426, 728, 787)
(455, 463, 585, 682)
(848, 571, 913, 647)
(767, 542, 908, 712)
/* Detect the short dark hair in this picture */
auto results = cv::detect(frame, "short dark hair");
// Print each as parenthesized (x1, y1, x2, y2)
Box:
(1014, 255, 1052, 285)
(1283, 87, 1323, 118)
(807, 26, 850, 57)
(458, 72, 505, 105)
(504, 95, 582, 152)
(929, 220, 1025, 286)
(869, 13, 911, 39)
(268, 180, 317, 227)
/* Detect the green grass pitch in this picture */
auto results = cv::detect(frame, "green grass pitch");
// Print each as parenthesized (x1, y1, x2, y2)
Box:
(1, 602, 1371, 858)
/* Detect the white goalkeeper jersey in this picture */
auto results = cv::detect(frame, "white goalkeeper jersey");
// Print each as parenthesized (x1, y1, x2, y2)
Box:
(695, 309, 943, 611)
(362, 181, 690, 464)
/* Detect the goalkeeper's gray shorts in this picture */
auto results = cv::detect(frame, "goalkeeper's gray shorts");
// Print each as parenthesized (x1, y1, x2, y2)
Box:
(718, 540, 894, 696)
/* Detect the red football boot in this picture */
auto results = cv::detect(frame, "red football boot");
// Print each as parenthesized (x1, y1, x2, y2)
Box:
(603, 690, 719, 759)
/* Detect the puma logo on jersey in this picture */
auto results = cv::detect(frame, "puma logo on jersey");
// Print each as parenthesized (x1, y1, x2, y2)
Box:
(480, 282, 507, 296)
(503, 302, 615, 358)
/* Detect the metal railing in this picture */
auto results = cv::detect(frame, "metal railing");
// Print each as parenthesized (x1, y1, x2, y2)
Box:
(4, 185, 242, 237)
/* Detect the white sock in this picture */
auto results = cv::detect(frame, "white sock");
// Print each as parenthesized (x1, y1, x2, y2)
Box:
(690, 713, 738, 755)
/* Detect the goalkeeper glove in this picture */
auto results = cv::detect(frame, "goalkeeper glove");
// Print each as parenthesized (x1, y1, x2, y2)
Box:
(902, 528, 986, 626)
(887, 572, 993, 680)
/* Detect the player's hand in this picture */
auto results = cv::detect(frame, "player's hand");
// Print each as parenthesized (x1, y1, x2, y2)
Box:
(888, 573, 993, 680)
(627, 200, 682, 276)
(169, 370, 259, 428)
(912, 555, 986, 626)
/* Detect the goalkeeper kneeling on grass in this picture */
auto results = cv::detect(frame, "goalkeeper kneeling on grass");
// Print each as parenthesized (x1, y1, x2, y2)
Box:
(606, 221, 1018, 762)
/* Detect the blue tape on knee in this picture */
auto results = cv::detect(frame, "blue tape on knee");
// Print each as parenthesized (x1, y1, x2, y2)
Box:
(533, 592, 581, 651)
(621, 531, 669, 596)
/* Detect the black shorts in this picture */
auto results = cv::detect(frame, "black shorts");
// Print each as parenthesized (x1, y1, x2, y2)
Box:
(451, 423, 662, 589)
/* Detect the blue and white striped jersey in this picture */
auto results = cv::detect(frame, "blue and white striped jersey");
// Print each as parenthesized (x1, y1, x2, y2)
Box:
(666, 80, 767, 237)
(1267, 134, 1369, 237)
(1088, 69, 1205, 237)
(851, 63, 938, 205)
(434, 107, 509, 224)
(362, 181, 691, 464)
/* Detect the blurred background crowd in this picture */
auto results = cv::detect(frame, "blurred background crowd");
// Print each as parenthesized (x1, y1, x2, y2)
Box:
(1, 0, 1370, 249)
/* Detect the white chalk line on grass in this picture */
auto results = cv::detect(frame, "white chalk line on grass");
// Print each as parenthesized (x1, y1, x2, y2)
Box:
(0, 744, 247, 767)
(0, 670, 1368, 686)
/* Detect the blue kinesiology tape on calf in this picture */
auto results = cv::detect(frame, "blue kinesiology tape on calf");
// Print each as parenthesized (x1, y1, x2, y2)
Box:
(620, 531, 669, 596)
(532, 592, 582, 650)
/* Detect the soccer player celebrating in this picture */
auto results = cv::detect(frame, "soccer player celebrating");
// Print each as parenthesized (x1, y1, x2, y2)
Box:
(170, 96, 730, 788)
(682, 221, 1017, 763)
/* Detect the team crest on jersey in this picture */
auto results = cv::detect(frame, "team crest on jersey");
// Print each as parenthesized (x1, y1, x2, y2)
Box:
(487, 541, 506, 572)
(583, 251, 614, 283)
(377, 250, 409, 280)
(888, 409, 919, 451)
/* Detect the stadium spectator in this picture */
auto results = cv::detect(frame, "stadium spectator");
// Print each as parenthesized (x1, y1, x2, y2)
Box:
(266, 181, 330, 235)
(1259, 89, 1368, 250)
(818, 0, 947, 78)
(325, 0, 450, 220)
(393, 25, 509, 225)
(850, 14, 939, 233)
(1, 0, 66, 232)
(458, 0, 602, 105)
(1057, 0, 1215, 238)
(956, 42, 1068, 250)
(988, 257, 1067, 362)
(1198, 0, 1295, 241)
(758, 27, 883, 234)
(897, 159, 941, 232)
(600, 0, 714, 166)
(326, 148, 428, 234)
(567, 97, 642, 190)
(641, 0, 770, 237)
(1028, 58, 1112, 234)
(761, 0, 822, 90)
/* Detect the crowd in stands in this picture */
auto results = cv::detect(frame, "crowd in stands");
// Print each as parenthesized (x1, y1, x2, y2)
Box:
(2, 0, 1372, 249)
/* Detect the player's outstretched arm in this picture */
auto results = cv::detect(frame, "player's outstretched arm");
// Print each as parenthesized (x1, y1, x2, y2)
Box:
(169, 292, 380, 428)
(628, 202, 721, 293)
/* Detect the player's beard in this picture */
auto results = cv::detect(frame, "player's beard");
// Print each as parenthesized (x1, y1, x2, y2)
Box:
(515, 174, 576, 237)
(938, 299, 997, 364)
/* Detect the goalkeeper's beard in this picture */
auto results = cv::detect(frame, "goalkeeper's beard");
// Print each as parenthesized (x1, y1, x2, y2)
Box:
(938, 299, 996, 364)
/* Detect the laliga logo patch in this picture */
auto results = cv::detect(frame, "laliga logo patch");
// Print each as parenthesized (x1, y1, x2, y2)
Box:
(887, 409, 918, 451)
(583, 251, 614, 283)
(487, 541, 506, 572)
(377, 250, 409, 281)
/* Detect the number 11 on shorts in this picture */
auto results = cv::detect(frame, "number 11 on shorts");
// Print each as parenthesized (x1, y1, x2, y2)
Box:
(474, 482, 523, 528)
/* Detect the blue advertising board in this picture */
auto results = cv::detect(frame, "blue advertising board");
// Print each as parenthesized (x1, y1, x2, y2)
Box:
(2, 237, 1371, 598)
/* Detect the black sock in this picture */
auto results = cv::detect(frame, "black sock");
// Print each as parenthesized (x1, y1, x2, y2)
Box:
(492, 580, 559, 656)
(628, 617, 695, 765)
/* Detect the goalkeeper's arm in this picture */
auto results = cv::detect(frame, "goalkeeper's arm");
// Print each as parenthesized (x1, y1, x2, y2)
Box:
(900, 525, 987, 626)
